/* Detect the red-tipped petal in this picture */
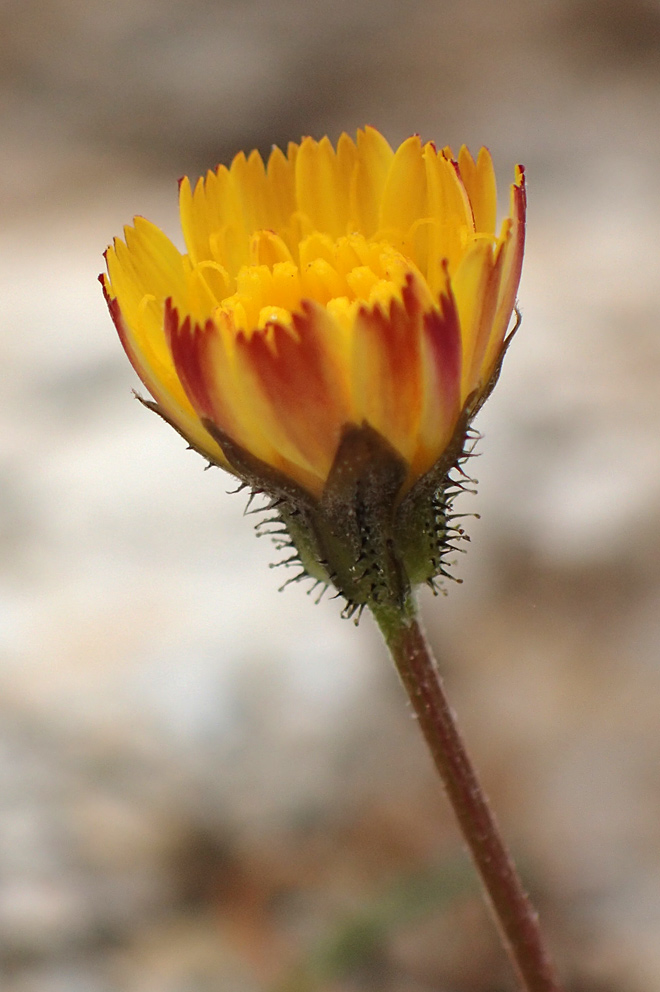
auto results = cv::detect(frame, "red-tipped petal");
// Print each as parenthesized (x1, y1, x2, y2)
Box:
(165, 300, 214, 421)
(235, 302, 350, 486)
(414, 282, 463, 477)
(453, 241, 503, 398)
(351, 275, 425, 464)
(165, 300, 246, 455)
(101, 278, 226, 464)
(490, 166, 526, 364)
(167, 301, 335, 495)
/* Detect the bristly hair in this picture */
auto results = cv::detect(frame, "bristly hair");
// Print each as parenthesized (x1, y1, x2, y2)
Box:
(239, 423, 482, 622)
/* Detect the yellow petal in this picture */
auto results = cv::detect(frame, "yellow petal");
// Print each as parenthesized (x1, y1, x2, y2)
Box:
(352, 126, 394, 236)
(379, 135, 427, 244)
(451, 239, 498, 399)
(266, 143, 298, 233)
(486, 165, 526, 375)
(458, 146, 497, 236)
(424, 146, 474, 284)
(296, 136, 344, 238)
(230, 149, 269, 235)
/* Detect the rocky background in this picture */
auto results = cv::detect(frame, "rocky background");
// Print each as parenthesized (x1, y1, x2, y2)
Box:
(2, 0, 660, 989)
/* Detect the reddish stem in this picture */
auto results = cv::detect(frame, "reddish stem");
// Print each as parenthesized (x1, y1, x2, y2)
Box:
(376, 607, 564, 992)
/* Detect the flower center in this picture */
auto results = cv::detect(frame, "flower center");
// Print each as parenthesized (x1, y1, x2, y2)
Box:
(191, 231, 430, 335)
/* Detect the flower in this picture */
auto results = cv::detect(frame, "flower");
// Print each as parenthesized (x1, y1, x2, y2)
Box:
(102, 128, 525, 616)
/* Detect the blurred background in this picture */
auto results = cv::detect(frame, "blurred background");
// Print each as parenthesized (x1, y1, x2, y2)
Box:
(2, 0, 660, 989)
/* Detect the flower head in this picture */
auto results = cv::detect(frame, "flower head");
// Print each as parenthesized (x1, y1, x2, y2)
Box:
(102, 128, 525, 616)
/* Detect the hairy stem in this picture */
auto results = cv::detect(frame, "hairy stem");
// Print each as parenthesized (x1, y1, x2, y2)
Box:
(373, 601, 564, 992)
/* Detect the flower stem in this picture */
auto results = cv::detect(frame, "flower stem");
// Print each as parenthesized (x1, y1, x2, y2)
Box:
(372, 599, 564, 992)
